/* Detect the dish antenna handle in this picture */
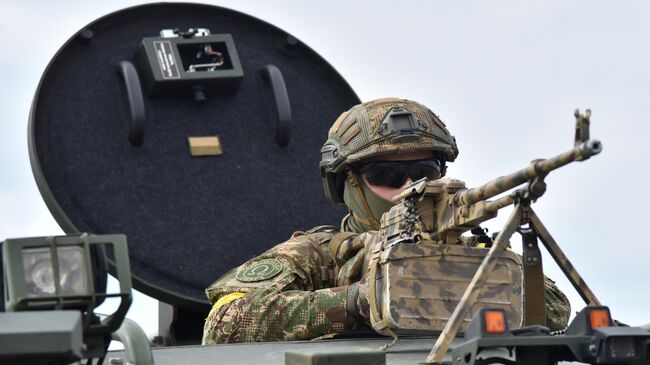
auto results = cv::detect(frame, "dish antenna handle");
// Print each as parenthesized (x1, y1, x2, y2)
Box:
(260, 64, 292, 147)
(116, 61, 146, 147)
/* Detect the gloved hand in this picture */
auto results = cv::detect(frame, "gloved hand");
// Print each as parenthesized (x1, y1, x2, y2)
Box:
(346, 279, 370, 327)
(338, 231, 378, 328)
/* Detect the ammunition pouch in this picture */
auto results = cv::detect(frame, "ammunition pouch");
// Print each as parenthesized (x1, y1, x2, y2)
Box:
(366, 242, 523, 336)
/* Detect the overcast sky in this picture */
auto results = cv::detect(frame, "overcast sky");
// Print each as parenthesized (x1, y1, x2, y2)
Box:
(1, 0, 649, 341)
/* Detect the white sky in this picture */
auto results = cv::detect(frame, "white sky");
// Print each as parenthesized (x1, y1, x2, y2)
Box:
(1, 0, 649, 341)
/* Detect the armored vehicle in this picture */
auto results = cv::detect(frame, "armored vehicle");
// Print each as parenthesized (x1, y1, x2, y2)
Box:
(1, 3, 648, 365)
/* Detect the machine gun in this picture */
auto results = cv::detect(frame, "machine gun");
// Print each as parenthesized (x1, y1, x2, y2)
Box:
(391, 109, 600, 246)
(366, 110, 650, 364)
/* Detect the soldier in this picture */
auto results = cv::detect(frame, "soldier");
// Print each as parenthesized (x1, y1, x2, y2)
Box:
(202, 98, 570, 344)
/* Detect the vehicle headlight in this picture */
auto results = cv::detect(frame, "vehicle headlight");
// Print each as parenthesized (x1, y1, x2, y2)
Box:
(1, 233, 133, 364)
(2, 233, 131, 320)
(22, 246, 90, 297)
(590, 326, 650, 363)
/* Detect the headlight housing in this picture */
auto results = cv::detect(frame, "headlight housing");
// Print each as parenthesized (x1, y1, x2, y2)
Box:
(590, 327, 650, 364)
(2, 233, 131, 335)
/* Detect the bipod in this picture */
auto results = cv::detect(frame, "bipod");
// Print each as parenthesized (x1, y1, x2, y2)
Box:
(425, 186, 601, 364)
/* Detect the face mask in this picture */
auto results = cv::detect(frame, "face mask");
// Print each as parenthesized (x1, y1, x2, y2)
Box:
(342, 173, 395, 233)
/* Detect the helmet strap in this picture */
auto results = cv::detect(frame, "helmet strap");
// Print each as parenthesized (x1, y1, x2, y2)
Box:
(345, 170, 381, 229)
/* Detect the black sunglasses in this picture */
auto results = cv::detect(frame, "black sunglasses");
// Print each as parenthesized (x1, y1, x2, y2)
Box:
(356, 159, 442, 188)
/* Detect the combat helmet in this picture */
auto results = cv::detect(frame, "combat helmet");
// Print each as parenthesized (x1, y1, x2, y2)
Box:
(320, 97, 459, 204)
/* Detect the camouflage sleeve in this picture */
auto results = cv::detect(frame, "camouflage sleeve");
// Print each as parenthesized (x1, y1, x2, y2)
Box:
(202, 232, 353, 344)
(544, 277, 571, 331)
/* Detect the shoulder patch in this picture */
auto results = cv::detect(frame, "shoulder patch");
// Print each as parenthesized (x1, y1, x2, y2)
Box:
(236, 259, 283, 282)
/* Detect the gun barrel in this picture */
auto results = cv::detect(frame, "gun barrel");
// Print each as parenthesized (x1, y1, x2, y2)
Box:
(484, 195, 515, 213)
(455, 140, 602, 206)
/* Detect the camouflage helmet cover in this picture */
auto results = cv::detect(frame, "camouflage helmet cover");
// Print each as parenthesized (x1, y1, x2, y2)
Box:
(320, 97, 459, 203)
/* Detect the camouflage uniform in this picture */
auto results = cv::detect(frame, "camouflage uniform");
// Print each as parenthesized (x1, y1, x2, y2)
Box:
(202, 227, 570, 344)
(202, 98, 571, 344)
(202, 227, 366, 344)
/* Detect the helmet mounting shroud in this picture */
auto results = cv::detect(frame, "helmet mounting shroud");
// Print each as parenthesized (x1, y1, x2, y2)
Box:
(377, 107, 429, 143)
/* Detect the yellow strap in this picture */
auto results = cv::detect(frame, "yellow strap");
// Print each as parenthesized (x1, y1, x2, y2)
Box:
(475, 243, 513, 251)
(205, 292, 246, 320)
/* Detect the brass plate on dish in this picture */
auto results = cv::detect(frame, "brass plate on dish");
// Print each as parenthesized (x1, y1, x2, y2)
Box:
(188, 136, 223, 156)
